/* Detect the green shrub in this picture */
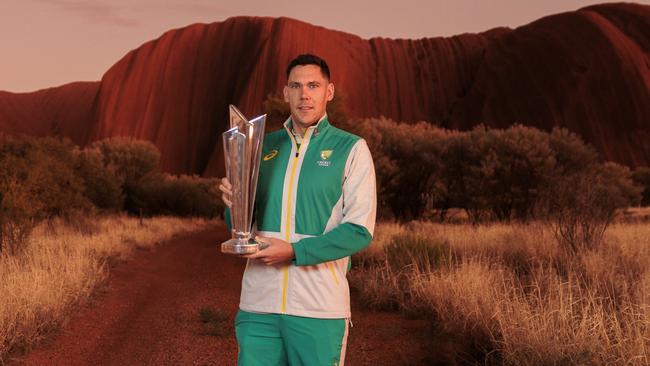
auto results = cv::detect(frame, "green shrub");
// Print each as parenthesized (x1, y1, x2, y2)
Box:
(132, 173, 222, 217)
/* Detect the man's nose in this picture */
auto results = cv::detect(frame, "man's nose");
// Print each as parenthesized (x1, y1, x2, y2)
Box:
(300, 86, 310, 99)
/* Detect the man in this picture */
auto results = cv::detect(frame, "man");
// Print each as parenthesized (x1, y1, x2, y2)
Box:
(219, 54, 376, 366)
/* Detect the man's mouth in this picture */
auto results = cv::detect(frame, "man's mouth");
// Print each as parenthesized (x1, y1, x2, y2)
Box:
(298, 106, 313, 111)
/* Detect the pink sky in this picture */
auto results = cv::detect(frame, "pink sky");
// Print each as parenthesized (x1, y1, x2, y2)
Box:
(2, 0, 647, 93)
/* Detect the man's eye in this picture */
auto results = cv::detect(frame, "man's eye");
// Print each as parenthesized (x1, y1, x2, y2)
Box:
(308, 84, 319, 89)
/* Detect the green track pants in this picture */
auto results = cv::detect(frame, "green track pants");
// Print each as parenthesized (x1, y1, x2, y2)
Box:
(235, 310, 348, 366)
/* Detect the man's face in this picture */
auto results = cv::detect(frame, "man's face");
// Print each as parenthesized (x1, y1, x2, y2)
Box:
(283, 64, 334, 130)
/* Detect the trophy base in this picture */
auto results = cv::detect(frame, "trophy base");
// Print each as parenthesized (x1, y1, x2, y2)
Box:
(221, 238, 260, 255)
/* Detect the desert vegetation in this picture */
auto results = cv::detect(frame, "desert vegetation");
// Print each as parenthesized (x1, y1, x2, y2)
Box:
(0, 215, 213, 360)
(0, 135, 222, 361)
(351, 118, 643, 224)
(350, 219, 650, 365)
(0, 135, 222, 255)
(342, 115, 648, 365)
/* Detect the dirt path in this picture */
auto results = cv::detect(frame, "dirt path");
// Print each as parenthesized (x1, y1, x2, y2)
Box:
(9, 223, 431, 366)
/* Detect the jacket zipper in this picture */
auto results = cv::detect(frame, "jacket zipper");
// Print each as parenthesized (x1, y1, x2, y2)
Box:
(282, 132, 304, 313)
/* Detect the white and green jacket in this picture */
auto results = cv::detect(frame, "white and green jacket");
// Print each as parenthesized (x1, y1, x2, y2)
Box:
(227, 115, 376, 319)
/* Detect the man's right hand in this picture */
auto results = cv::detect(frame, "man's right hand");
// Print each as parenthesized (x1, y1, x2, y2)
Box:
(218, 177, 233, 208)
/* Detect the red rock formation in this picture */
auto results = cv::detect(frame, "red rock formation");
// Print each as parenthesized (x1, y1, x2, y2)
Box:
(0, 82, 98, 145)
(1, 3, 648, 174)
(451, 3, 650, 167)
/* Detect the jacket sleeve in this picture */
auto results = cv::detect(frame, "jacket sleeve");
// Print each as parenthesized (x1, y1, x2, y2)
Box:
(292, 139, 377, 266)
(224, 207, 232, 231)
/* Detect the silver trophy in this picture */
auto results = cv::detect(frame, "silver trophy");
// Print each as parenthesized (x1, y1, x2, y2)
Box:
(221, 105, 267, 254)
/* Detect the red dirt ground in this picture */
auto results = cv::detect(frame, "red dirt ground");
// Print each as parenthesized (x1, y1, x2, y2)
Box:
(8, 223, 432, 366)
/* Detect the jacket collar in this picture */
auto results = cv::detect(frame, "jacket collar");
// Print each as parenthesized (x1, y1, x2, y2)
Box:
(283, 114, 330, 142)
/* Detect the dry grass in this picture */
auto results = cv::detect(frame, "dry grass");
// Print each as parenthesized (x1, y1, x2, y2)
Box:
(616, 206, 650, 223)
(0, 215, 214, 360)
(351, 221, 650, 365)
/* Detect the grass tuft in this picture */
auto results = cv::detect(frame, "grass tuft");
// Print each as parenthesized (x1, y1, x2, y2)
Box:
(199, 307, 229, 337)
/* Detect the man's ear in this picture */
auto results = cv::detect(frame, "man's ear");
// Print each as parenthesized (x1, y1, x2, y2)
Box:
(283, 86, 289, 102)
(327, 83, 334, 102)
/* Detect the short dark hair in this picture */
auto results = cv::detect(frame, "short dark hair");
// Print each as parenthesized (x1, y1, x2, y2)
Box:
(286, 54, 331, 80)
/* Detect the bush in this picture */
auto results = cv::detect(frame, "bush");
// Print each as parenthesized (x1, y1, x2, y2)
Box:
(355, 117, 639, 226)
(75, 147, 124, 211)
(0, 136, 93, 254)
(442, 125, 594, 223)
(631, 166, 650, 206)
(478, 126, 556, 221)
(538, 162, 641, 252)
(355, 118, 447, 220)
(89, 137, 160, 213)
(436, 129, 487, 223)
(0, 177, 39, 255)
(132, 173, 222, 217)
(547, 127, 600, 174)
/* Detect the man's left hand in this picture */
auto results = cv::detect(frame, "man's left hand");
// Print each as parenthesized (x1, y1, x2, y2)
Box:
(243, 236, 295, 266)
